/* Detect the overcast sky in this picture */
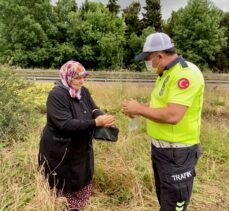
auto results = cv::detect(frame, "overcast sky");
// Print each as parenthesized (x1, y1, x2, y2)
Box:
(52, 0, 229, 20)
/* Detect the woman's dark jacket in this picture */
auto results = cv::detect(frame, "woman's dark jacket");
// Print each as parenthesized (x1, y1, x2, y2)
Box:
(38, 83, 103, 192)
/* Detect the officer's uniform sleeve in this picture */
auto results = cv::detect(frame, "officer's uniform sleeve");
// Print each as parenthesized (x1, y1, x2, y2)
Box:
(167, 71, 202, 107)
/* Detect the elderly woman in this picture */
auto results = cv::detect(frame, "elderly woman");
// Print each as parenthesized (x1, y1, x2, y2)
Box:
(38, 61, 115, 210)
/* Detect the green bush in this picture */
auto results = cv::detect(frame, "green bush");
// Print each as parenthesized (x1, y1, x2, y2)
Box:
(0, 65, 38, 146)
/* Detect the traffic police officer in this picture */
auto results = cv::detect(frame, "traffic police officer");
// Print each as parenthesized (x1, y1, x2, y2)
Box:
(122, 32, 205, 211)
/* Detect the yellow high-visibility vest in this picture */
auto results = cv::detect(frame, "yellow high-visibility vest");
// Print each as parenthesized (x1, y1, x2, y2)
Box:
(147, 57, 205, 144)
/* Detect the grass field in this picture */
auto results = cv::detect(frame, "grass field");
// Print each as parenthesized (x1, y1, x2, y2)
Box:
(0, 82, 229, 211)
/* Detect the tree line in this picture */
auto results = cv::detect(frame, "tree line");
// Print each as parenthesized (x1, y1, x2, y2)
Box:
(0, 0, 228, 72)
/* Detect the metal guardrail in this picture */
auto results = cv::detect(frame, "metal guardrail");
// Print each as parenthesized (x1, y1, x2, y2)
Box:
(14, 69, 229, 84)
(16, 75, 229, 84)
(25, 76, 156, 83)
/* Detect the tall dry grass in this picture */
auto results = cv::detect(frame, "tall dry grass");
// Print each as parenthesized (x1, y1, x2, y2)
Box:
(0, 82, 229, 211)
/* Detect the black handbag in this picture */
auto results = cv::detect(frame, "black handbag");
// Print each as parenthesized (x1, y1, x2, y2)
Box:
(93, 126, 119, 142)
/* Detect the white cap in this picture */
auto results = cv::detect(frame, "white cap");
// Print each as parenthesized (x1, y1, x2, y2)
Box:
(135, 32, 174, 61)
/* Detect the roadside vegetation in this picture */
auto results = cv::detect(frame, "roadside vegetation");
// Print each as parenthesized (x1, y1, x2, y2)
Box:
(0, 0, 228, 72)
(0, 65, 37, 147)
(0, 78, 228, 210)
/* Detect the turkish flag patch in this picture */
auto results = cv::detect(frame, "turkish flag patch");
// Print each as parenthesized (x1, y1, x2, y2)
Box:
(178, 78, 190, 89)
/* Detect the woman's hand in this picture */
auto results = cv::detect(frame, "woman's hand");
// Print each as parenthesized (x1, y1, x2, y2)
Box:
(95, 115, 115, 127)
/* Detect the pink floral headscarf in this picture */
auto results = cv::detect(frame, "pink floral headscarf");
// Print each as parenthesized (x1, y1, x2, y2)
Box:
(59, 61, 89, 98)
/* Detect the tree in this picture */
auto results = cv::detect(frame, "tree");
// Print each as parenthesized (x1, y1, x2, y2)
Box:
(0, 0, 57, 67)
(122, 1, 142, 36)
(214, 12, 229, 72)
(55, 0, 77, 23)
(48, 0, 78, 67)
(163, 11, 176, 38)
(107, 0, 120, 16)
(122, 1, 143, 69)
(142, 0, 162, 32)
(170, 0, 227, 67)
(81, 0, 90, 19)
(67, 2, 126, 70)
(124, 27, 156, 71)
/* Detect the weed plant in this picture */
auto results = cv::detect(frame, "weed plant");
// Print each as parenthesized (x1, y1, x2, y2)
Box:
(0, 65, 38, 147)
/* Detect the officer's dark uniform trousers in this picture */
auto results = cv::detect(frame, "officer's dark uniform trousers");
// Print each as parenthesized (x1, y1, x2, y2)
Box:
(151, 144, 201, 211)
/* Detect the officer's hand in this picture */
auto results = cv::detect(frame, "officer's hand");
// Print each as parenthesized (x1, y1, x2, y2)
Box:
(122, 100, 141, 116)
